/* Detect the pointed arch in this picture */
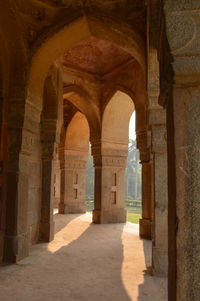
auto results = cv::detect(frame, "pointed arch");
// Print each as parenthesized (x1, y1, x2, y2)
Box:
(63, 84, 101, 139)
(27, 16, 145, 111)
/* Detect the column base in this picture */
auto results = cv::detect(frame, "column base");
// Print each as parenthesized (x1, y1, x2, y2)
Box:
(59, 202, 86, 214)
(3, 232, 29, 263)
(152, 246, 168, 277)
(93, 208, 126, 224)
(139, 218, 152, 239)
(40, 220, 55, 242)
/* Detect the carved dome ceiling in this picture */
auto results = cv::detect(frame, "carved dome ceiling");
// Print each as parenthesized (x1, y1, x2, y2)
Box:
(62, 36, 133, 76)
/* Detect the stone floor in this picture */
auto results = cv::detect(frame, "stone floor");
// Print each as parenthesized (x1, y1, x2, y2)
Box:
(0, 213, 167, 301)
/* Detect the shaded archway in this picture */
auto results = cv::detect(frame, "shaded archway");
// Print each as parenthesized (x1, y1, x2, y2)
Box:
(3, 12, 147, 262)
(27, 16, 145, 112)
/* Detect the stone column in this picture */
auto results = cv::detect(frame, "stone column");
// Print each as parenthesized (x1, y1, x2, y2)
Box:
(40, 151, 55, 242)
(137, 131, 154, 239)
(146, 44, 168, 275)
(3, 127, 30, 262)
(160, 3, 200, 298)
(59, 148, 88, 214)
(40, 119, 57, 242)
(139, 159, 154, 239)
(92, 141, 127, 224)
(171, 86, 200, 300)
(53, 151, 60, 208)
(0, 115, 7, 263)
(3, 95, 42, 262)
(151, 122, 168, 276)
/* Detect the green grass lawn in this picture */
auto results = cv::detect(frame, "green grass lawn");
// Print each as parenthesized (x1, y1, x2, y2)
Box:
(87, 211, 141, 224)
(126, 212, 141, 224)
(86, 198, 141, 224)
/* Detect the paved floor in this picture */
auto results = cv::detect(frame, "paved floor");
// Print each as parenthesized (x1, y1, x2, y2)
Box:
(0, 213, 167, 301)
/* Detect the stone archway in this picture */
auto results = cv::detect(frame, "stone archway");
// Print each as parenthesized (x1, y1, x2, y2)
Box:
(40, 64, 63, 242)
(91, 91, 134, 223)
(4, 13, 147, 262)
(59, 112, 90, 214)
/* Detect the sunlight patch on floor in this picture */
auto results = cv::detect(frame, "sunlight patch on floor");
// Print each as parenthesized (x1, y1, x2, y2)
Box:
(121, 223, 145, 299)
(48, 214, 90, 253)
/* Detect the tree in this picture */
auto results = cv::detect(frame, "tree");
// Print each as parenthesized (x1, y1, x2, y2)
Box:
(126, 139, 141, 200)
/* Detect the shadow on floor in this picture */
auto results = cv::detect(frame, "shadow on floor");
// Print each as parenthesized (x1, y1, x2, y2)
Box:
(0, 214, 167, 301)
(137, 240, 168, 301)
(0, 214, 131, 301)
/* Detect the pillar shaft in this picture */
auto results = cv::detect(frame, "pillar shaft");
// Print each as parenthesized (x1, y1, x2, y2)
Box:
(59, 150, 87, 214)
(3, 134, 30, 263)
(53, 154, 60, 208)
(40, 119, 58, 243)
(151, 124, 168, 277)
(40, 157, 55, 242)
(139, 160, 154, 239)
(92, 142, 127, 224)
(137, 131, 154, 239)
(172, 86, 200, 300)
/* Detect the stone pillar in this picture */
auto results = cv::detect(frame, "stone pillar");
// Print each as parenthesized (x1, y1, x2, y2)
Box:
(139, 159, 154, 239)
(146, 44, 168, 275)
(53, 151, 60, 208)
(0, 117, 8, 263)
(59, 148, 88, 214)
(137, 131, 154, 239)
(171, 86, 200, 300)
(3, 127, 30, 262)
(40, 120, 57, 242)
(159, 2, 200, 298)
(40, 153, 55, 242)
(92, 141, 127, 224)
(151, 122, 168, 276)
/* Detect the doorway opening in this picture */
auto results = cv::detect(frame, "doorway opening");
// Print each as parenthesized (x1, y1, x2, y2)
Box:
(86, 144, 94, 213)
(126, 112, 142, 224)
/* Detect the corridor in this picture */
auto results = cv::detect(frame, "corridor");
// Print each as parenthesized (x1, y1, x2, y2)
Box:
(0, 214, 167, 301)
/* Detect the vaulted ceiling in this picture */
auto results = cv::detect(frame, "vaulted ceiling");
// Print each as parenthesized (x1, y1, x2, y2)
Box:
(62, 37, 132, 76)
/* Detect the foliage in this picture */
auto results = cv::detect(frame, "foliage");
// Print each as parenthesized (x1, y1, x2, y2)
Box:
(126, 139, 141, 200)
(86, 146, 94, 197)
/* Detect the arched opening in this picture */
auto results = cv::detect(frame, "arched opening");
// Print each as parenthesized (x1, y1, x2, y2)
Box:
(86, 144, 94, 212)
(59, 111, 89, 214)
(126, 111, 142, 224)
(91, 90, 134, 223)
(0, 10, 167, 301)
(15, 17, 150, 264)
(4, 2, 200, 300)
